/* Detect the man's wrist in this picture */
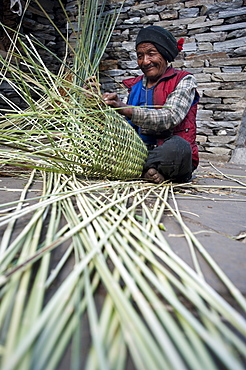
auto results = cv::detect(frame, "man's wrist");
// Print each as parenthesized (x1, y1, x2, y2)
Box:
(118, 106, 133, 119)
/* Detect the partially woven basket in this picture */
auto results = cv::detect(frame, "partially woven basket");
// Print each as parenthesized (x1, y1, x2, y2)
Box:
(56, 99, 148, 180)
(0, 88, 147, 180)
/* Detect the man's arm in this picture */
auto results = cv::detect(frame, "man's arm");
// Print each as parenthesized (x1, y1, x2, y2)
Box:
(103, 74, 197, 131)
(131, 74, 197, 131)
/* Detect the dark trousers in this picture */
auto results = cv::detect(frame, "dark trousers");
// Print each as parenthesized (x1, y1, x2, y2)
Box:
(143, 136, 193, 183)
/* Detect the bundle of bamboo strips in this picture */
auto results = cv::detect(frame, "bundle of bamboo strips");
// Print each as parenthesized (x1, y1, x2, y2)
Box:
(0, 172, 245, 369)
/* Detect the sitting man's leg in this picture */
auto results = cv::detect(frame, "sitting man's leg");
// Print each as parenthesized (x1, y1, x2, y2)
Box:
(143, 136, 192, 184)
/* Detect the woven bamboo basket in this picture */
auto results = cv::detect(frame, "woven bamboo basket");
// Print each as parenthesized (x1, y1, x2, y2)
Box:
(2, 95, 148, 180)
(53, 98, 148, 180)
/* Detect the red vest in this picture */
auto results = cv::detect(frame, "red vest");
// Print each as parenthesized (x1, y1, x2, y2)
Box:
(123, 67, 199, 168)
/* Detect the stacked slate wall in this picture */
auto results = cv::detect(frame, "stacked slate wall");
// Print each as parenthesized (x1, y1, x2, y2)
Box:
(100, 0, 246, 162)
(0, 0, 67, 111)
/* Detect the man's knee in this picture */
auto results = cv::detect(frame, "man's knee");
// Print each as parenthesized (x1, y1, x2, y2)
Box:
(144, 136, 192, 181)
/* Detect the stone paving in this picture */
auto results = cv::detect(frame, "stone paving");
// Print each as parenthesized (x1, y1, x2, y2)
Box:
(163, 160, 246, 297)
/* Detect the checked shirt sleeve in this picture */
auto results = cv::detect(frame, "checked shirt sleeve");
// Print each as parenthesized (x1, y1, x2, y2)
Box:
(130, 74, 197, 131)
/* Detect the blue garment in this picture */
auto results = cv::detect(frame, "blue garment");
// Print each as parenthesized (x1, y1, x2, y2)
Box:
(127, 79, 157, 145)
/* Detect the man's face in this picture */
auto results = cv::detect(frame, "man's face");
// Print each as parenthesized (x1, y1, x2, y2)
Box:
(136, 43, 168, 83)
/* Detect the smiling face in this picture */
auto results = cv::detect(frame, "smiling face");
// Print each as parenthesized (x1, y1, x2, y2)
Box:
(136, 42, 168, 87)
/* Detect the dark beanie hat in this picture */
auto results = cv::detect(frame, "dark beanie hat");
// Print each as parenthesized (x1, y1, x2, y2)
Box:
(136, 26, 183, 62)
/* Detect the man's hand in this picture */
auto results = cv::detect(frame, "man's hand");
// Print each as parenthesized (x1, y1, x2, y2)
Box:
(102, 92, 132, 118)
(102, 92, 122, 108)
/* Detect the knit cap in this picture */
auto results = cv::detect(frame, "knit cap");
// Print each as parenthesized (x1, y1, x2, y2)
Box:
(136, 26, 184, 62)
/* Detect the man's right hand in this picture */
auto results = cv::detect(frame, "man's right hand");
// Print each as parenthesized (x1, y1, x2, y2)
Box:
(102, 92, 122, 108)
(102, 92, 133, 119)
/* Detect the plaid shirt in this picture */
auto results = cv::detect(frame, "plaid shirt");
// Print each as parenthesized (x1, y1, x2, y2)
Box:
(131, 74, 197, 132)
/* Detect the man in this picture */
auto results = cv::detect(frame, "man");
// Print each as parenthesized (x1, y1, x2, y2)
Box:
(102, 25, 199, 184)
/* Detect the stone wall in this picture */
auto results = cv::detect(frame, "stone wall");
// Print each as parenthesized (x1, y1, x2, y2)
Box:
(100, 0, 246, 162)
(0, 0, 67, 111)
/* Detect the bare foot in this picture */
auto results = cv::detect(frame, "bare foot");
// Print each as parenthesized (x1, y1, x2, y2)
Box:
(143, 168, 165, 184)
